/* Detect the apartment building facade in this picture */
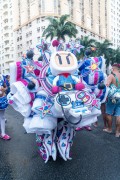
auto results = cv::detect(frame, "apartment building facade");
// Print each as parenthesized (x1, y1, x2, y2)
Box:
(109, 0, 120, 49)
(12, 0, 110, 61)
(1, 0, 116, 73)
(0, 0, 14, 75)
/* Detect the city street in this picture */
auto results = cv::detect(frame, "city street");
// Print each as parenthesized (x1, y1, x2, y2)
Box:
(0, 106, 120, 180)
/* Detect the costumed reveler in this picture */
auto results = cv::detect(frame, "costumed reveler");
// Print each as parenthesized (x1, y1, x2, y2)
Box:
(8, 39, 108, 162)
(0, 75, 10, 140)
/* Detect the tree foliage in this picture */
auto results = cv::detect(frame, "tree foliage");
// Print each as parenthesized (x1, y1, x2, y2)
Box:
(77, 37, 119, 66)
(42, 14, 78, 41)
(43, 14, 120, 65)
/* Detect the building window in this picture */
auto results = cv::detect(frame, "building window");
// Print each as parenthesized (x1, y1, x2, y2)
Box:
(19, 44, 22, 49)
(41, 0, 45, 12)
(37, 37, 40, 42)
(26, 33, 28, 38)
(30, 40, 32, 45)
(37, 18, 40, 23)
(4, 19, 8, 23)
(26, 41, 29, 46)
(29, 31, 32, 36)
(26, 24, 28, 29)
(17, 37, 19, 42)
(19, 36, 22, 40)
(37, 27, 40, 33)
(81, 35, 83, 39)
(29, 23, 32, 27)
(41, 26, 45, 32)
(41, 17, 45, 22)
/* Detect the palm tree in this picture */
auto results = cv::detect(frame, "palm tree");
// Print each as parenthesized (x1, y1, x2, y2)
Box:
(42, 14, 78, 41)
(95, 39, 113, 65)
(114, 47, 120, 64)
(103, 48, 117, 66)
(76, 36, 97, 59)
(79, 36, 96, 48)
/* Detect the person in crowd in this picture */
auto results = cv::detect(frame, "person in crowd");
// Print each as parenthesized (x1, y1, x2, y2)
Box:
(5, 75, 10, 95)
(0, 75, 11, 140)
(103, 63, 120, 137)
(101, 103, 108, 130)
(93, 103, 107, 129)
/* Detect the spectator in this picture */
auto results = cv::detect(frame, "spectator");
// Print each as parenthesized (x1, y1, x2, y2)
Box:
(5, 75, 10, 95)
(101, 103, 108, 130)
(93, 103, 108, 129)
(103, 63, 120, 137)
(0, 75, 11, 140)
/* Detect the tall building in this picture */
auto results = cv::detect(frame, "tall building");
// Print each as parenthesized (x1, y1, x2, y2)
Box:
(12, 0, 110, 61)
(0, 0, 14, 75)
(109, 0, 120, 49)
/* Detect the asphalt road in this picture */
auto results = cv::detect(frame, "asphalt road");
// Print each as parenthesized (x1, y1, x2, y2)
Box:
(0, 106, 120, 180)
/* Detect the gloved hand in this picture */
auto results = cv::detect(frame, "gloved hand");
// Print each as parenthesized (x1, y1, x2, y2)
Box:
(75, 82, 85, 91)
(52, 86, 60, 94)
